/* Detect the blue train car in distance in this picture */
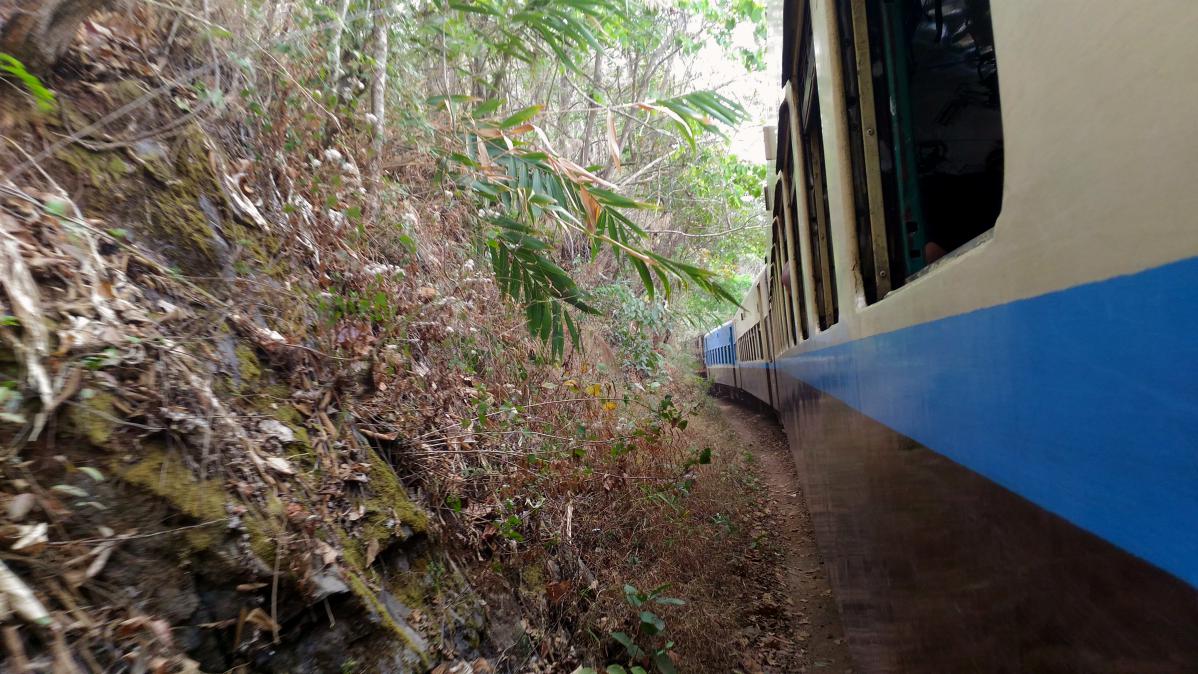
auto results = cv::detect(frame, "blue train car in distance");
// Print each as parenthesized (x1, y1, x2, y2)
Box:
(702, 321, 736, 390)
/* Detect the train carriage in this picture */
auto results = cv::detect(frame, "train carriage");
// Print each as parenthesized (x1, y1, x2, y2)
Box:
(712, 0, 1198, 670)
(701, 320, 737, 389)
(733, 267, 773, 405)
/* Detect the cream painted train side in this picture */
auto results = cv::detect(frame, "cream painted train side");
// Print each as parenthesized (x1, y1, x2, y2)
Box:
(709, 0, 1198, 670)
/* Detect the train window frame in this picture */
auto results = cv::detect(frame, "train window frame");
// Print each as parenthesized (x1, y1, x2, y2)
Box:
(835, 0, 1004, 299)
(779, 171, 810, 342)
(771, 164, 804, 349)
(791, 4, 840, 330)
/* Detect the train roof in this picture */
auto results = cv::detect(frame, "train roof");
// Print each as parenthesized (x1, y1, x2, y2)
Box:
(703, 320, 733, 340)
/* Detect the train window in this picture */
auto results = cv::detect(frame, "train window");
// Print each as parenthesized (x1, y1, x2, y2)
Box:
(793, 10, 839, 329)
(781, 176, 810, 340)
(837, 0, 1003, 296)
(768, 251, 782, 353)
(777, 190, 802, 345)
(773, 179, 801, 348)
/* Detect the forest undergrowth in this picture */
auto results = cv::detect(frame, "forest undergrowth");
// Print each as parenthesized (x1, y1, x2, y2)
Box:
(0, 0, 775, 672)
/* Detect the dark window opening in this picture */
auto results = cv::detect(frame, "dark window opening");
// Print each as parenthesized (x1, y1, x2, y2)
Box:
(776, 102, 809, 343)
(773, 169, 804, 346)
(839, 0, 1003, 294)
(795, 16, 840, 329)
(787, 181, 811, 339)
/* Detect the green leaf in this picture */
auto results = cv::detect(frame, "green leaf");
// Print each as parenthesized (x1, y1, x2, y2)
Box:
(605, 666, 629, 674)
(0, 53, 56, 112)
(426, 93, 473, 105)
(587, 188, 650, 210)
(43, 198, 69, 218)
(499, 104, 543, 128)
(639, 611, 665, 635)
(611, 632, 643, 659)
(630, 258, 655, 301)
(51, 484, 89, 498)
(652, 652, 678, 674)
(474, 98, 504, 116)
(623, 584, 644, 607)
(78, 467, 105, 482)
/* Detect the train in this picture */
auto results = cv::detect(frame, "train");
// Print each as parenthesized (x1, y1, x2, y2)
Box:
(703, 0, 1198, 671)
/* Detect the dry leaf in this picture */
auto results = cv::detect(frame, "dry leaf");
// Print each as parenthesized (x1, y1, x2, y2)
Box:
(11, 523, 48, 552)
(365, 538, 380, 567)
(263, 456, 295, 475)
(0, 560, 50, 626)
(314, 539, 339, 566)
(606, 110, 620, 169)
(259, 419, 296, 443)
(6, 494, 35, 521)
(242, 607, 280, 632)
(579, 187, 601, 233)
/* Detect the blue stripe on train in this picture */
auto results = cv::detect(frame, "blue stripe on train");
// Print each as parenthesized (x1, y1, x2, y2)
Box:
(774, 256, 1198, 587)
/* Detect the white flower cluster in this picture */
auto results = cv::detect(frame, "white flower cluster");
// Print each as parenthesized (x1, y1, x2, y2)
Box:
(401, 209, 419, 228)
(309, 148, 360, 179)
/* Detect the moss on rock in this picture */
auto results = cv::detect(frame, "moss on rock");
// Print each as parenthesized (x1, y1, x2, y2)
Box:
(117, 449, 229, 549)
(344, 571, 432, 667)
(341, 447, 429, 570)
(234, 344, 262, 387)
(68, 391, 119, 447)
(55, 146, 133, 193)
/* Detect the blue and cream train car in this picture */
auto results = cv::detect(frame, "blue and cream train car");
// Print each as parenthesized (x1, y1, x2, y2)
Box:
(711, 0, 1198, 670)
(701, 320, 737, 389)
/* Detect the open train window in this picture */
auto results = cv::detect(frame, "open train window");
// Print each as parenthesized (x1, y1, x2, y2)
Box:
(793, 10, 839, 329)
(773, 169, 806, 346)
(783, 178, 812, 339)
(837, 0, 1003, 297)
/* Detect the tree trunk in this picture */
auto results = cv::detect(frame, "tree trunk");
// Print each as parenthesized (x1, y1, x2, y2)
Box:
(576, 52, 602, 165)
(329, 0, 351, 94)
(368, 0, 389, 217)
(0, 0, 111, 72)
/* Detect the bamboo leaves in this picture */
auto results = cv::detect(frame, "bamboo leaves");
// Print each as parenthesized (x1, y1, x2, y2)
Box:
(488, 216, 592, 358)
(436, 0, 747, 356)
(499, 104, 543, 128)
(637, 91, 744, 147)
(451, 0, 621, 74)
